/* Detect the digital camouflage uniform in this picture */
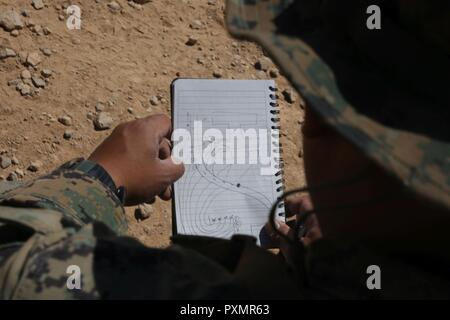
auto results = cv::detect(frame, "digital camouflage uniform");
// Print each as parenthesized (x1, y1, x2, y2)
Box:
(1, 0, 450, 299)
(0, 161, 299, 299)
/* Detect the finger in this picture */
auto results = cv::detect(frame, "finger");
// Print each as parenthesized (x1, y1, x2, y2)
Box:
(277, 222, 291, 236)
(285, 194, 304, 217)
(301, 227, 322, 247)
(159, 138, 172, 160)
(265, 220, 290, 238)
(285, 194, 313, 217)
(144, 114, 172, 142)
(159, 186, 172, 201)
(159, 156, 185, 185)
(303, 213, 320, 230)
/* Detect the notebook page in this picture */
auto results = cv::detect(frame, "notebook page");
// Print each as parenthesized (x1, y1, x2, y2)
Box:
(172, 79, 284, 243)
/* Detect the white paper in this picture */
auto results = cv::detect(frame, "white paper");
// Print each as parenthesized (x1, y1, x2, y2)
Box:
(172, 79, 284, 243)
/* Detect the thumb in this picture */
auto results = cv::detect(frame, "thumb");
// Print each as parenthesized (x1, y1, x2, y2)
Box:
(276, 221, 291, 237)
(160, 155, 185, 184)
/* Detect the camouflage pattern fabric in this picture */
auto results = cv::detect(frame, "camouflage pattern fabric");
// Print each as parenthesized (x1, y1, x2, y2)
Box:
(226, 0, 450, 209)
(0, 182, 23, 195)
(0, 165, 449, 299)
(0, 165, 299, 299)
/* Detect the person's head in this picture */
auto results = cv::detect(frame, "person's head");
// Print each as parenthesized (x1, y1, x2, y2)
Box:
(227, 0, 450, 257)
(302, 105, 450, 258)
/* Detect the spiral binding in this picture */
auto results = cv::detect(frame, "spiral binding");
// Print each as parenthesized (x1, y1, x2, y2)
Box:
(269, 85, 285, 217)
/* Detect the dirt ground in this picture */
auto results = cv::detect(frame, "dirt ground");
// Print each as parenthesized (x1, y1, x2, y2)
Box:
(0, 0, 305, 248)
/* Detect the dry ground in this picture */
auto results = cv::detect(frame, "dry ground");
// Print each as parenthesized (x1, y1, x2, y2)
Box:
(0, 0, 305, 247)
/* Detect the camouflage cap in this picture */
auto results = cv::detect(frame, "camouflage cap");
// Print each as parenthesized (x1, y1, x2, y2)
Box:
(226, 0, 450, 208)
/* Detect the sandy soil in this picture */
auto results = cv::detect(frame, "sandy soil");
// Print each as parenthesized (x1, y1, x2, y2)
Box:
(0, 0, 305, 247)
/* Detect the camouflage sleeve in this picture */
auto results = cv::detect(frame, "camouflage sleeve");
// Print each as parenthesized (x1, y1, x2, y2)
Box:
(0, 161, 127, 235)
(1, 223, 248, 299)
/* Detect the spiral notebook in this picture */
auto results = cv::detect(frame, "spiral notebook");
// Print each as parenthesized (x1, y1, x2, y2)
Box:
(171, 79, 285, 244)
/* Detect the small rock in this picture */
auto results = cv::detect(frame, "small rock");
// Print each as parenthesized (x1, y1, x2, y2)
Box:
(21, 69, 32, 79)
(58, 115, 72, 126)
(185, 35, 198, 46)
(0, 48, 16, 60)
(149, 96, 159, 106)
(0, 156, 12, 169)
(255, 57, 272, 71)
(22, 78, 32, 86)
(26, 19, 35, 27)
(16, 81, 24, 90)
(10, 29, 19, 37)
(11, 156, 19, 165)
(7, 172, 18, 181)
(255, 70, 267, 79)
(41, 69, 52, 78)
(58, 14, 65, 21)
(212, 70, 222, 78)
(86, 112, 96, 121)
(20, 84, 32, 96)
(71, 38, 81, 45)
(21, 10, 30, 17)
(128, 1, 143, 10)
(14, 169, 25, 178)
(107, 1, 122, 11)
(31, 24, 43, 35)
(40, 47, 52, 56)
(32, 0, 45, 10)
(282, 88, 296, 104)
(63, 130, 73, 140)
(127, 107, 134, 114)
(26, 52, 42, 67)
(190, 20, 203, 30)
(0, 10, 24, 31)
(18, 51, 28, 63)
(134, 203, 153, 221)
(95, 102, 106, 112)
(94, 112, 113, 130)
(32, 76, 46, 88)
(28, 160, 43, 172)
(269, 68, 279, 78)
(8, 79, 21, 87)
(42, 26, 51, 35)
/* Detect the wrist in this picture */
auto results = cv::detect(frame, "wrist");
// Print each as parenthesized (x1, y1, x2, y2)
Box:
(87, 157, 124, 189)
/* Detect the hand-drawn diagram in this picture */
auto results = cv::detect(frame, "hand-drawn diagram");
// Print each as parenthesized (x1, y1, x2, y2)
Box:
(173, 84, 283, 241)
(176, 161, 275, 239)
